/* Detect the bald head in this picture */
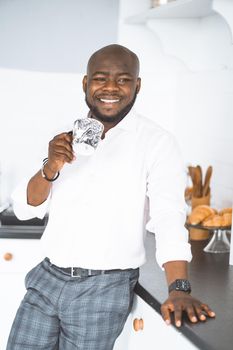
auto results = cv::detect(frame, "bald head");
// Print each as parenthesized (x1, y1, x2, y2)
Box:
(87, 44, 140, 77)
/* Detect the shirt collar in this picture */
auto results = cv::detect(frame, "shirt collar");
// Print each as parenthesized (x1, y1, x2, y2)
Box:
(87, 109, 137, 134)
(110, 109, 137, 133)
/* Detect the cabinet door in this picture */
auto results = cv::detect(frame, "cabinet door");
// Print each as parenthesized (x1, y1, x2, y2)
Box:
(113, 307, 132, 349)
(115, 295, 198, 350)
(0, 239, 43, 274)
(0, 238, 43, 349)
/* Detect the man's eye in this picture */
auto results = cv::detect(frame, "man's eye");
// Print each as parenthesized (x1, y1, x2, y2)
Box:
(93, 77, 106, 82)
(118, 78, 130, 84)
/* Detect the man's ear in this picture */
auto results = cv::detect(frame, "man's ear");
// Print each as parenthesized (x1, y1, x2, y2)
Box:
(82, 75, 87, 92)
(136, 77, 141, 94)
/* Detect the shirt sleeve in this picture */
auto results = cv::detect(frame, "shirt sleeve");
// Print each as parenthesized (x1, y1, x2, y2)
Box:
(11, 178, 51, 220)
(146, 132, 192, 269)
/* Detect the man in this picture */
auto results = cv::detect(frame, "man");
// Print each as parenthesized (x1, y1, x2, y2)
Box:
(7, 44, 215, 349)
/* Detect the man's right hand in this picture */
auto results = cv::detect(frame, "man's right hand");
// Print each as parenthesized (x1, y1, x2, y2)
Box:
(27, 132, 74, 206)
(45, 132, 75, 175)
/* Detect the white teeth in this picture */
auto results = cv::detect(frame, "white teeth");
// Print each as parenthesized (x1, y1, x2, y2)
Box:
(100, 98, 119, 103)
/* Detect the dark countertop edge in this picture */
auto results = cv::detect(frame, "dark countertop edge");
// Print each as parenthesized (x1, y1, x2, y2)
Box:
(135, 282, 161, 313)
(0, 232, 42, 239)
(0, 226, 44, 239)
(135, 282, 209, 350)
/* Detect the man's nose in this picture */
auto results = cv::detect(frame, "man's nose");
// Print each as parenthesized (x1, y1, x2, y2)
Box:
(102, 79, 119, 91)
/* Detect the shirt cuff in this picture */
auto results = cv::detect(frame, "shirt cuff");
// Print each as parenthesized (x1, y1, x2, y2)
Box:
(11, 179, 50, 220)
(155, 241, 192, 270)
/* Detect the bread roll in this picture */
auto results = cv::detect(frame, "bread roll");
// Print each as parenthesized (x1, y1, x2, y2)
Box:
(188, 205, 216, 225)
(218, 207, 232, 216)
(201, 213, 215, 224)
(222, 213, 232, 226)
(202, 215, 222, 227)
(202, 213, 232, 227)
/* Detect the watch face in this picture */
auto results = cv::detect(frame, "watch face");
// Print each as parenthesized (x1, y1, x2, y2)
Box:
(176, 279, 191, 292)
(169, 279, 191, 293)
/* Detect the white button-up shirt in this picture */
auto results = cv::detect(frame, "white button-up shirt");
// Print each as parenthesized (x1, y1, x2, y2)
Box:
(12, 111, 192, 269)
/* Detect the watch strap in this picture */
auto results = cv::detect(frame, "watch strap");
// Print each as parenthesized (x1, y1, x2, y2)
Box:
(168, 279, 191, 294)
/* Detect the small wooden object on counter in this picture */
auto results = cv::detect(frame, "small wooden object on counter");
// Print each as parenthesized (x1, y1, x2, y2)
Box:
(133, 318, 144, 331)
(3, 252, 13, 261)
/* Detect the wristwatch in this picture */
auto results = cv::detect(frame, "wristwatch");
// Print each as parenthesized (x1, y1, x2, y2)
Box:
(168, 279, 191, 294)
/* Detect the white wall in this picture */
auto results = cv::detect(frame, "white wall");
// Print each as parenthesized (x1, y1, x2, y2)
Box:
(0, 0, 119, 205)
(0, 0, 119, 73)
(118, 0, 233, 209)
(0, 69, 89, 204)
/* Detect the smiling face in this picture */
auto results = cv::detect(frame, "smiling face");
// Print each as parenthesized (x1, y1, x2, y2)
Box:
(83, 45, 141, 127)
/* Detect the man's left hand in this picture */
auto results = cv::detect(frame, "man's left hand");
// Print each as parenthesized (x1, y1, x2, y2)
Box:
(161, 291, 216, 327)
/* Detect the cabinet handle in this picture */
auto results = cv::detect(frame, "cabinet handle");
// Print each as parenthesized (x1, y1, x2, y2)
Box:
(133, 318, 144, 331)
(3, 252, 13, 261)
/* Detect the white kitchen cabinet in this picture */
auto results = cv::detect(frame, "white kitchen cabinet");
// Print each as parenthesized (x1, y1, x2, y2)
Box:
(114, 294, 198, 350)
(0, 238, 43, 349)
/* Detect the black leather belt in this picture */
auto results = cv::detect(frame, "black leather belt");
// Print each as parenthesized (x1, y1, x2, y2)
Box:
(51, 263, 132, 278)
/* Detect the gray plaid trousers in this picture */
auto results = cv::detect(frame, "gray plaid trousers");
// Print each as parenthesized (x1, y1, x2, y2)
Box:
(6, 258, 139, 350)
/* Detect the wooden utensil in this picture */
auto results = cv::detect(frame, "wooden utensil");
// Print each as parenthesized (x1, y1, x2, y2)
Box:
(188, 166, 199, 197)
(195, 165, 203, 197)
(203, 166, 212, 196)
(188, 166, 196, 187)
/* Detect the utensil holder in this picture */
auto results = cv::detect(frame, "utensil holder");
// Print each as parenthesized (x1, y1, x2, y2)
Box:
(189, 193, 211, 240)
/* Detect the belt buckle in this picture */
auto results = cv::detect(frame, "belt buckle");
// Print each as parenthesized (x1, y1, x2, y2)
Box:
(71, 267, 83, 278)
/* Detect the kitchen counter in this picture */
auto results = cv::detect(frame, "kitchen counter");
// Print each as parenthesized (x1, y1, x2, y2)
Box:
(136, 232, 233, 350)
(0, 222, 232, 350)
(0, 209, 47, 239)
(0, 225, 45, 239)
